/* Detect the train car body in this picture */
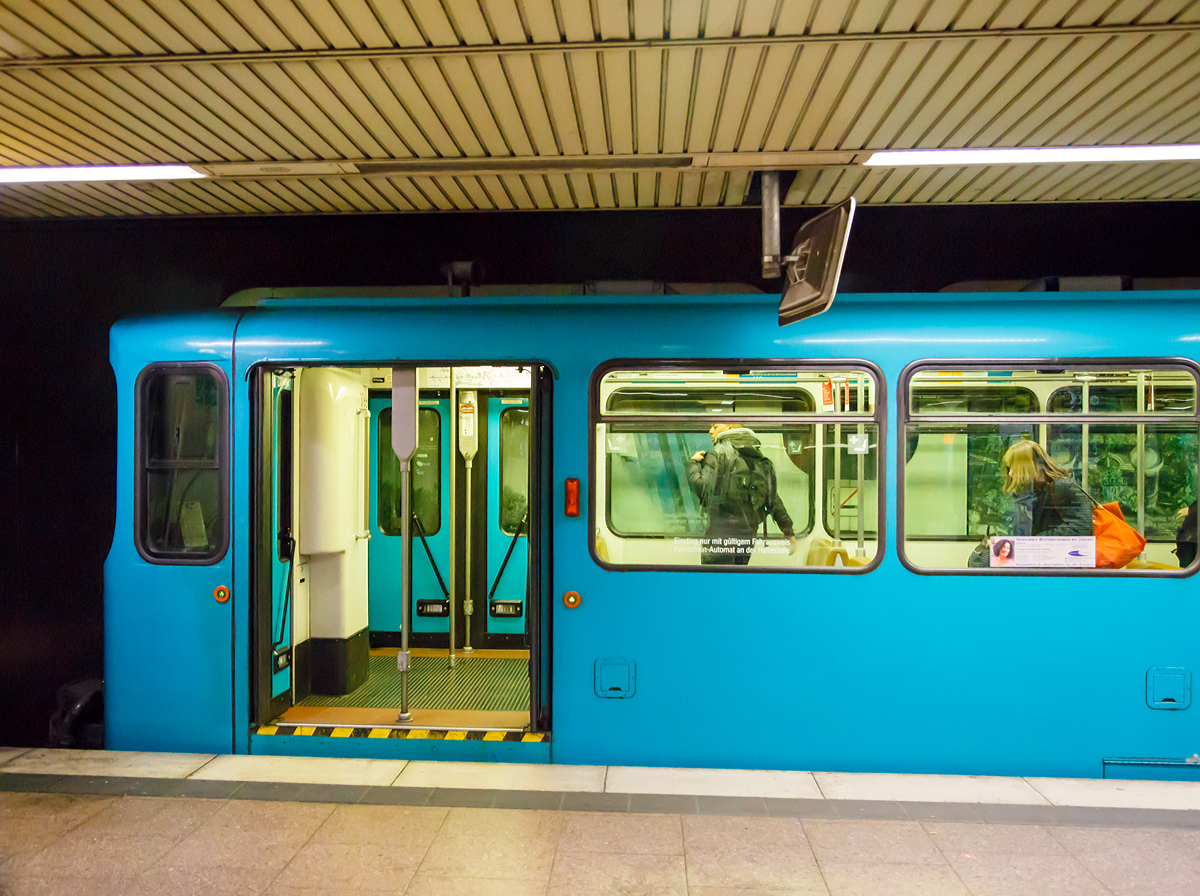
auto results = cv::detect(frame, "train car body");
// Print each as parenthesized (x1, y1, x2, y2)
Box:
(105, 290, 1200, 779)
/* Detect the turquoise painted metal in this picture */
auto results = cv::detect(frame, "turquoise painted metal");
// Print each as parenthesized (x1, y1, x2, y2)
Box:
(106, 291, 1200, 775)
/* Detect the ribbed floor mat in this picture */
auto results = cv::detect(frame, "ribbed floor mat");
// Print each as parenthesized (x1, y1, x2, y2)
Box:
(298, 654, 530, 712)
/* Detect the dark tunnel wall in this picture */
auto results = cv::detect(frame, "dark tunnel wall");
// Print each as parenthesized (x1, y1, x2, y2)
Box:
(2, 201, 1199, 748)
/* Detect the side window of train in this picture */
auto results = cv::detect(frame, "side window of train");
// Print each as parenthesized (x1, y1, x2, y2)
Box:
(901, 361, 1200, 575)
(591, 363, 884, 572)
(135, 364, 229, 564)
(378, 407, 441, 537)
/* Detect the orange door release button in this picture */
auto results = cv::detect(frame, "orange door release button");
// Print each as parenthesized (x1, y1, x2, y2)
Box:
(214, 586, 231, 603)
(563, 590, 581, 609)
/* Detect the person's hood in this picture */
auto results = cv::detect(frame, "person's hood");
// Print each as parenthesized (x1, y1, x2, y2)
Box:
(716, 427, 763, 454)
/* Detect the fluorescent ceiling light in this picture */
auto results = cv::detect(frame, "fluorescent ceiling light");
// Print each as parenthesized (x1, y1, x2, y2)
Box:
(0, 165, 205, 184)
(865, 145, 1200, 166)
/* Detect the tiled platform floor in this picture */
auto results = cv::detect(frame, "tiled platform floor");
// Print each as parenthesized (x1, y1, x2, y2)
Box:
(3, 792, 1200, 895)
(3, 748, 1200, 894)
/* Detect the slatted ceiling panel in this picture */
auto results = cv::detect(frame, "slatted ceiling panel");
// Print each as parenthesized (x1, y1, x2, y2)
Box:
(611, 170, 634, 206)
(0, 103, 95, 163)
(0, 73, 139, 162)
(920, 41, 1030, 149)
(443, 57, 510, 155)
(814, 42, 892, 150)
(788, 43, 862, 150)
(565, 172, 591, 206)
(912, 164, 969, 202)
(488, 0, 533, 42)
(1137, 88, 1200, 143)
(307, 60, 408, 156)
(1000, 37, 1139, 145)
(502, 56, 555, 154)
(659, 48, 694, 152)
(686, 49, 727, 152)
(1083, 38, 1200, 141)
(465, 57, 527, 155)
(890, 40, 997, 149)
(735, 46, 791, 151)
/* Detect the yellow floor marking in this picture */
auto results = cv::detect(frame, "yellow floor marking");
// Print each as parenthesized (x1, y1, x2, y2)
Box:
(521, 733, 542, 742)
(368, 728, 391, 739)
(257, 726, 278, 736)
(294, 726, 316, 736)
(444, 731, 467, 740)
(483, 731, 506, 741)
(406, 729, 430, 739)
(331, 727, 353, 738)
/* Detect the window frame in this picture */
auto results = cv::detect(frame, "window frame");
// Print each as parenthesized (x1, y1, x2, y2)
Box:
(134, 361, 231, 565)
(377, 405, 442, 538)
(897, 357, 1200, 578)
(589, 358, 888, 575)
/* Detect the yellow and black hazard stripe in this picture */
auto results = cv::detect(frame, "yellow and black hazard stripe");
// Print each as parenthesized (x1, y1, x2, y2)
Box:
(255, 725, 548, 743)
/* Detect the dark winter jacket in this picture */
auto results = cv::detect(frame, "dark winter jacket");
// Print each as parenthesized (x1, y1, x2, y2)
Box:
(686, 428, 795, 538)
(1176, 501, 1197, 567)
(1014, 476, 1094, 538)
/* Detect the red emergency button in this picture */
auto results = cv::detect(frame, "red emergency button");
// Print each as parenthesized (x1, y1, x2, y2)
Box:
(564, 478, 580, 516)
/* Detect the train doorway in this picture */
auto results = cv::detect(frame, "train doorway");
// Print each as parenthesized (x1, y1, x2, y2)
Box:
(251, 364, 552, 735)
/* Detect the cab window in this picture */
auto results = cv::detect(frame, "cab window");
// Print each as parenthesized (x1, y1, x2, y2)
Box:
(136, 364, 229, 563)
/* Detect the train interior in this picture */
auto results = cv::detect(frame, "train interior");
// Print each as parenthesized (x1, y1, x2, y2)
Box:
(256, 364, 544, 733)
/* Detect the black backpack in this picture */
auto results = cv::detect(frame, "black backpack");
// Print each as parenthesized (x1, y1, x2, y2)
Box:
(723, 447, 776, 530)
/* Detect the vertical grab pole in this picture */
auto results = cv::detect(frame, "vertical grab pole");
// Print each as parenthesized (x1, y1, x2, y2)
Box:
(833, 378, 843, 548)
(1082, 380, 1090, 493)
(463, 457, 475, 653)
(391, 368, 419, 722)
(458, 390, 479, 655)
(856, 374, 866, 559)
(448, 371, 457, 667)
(1137, 371, 1146, 540)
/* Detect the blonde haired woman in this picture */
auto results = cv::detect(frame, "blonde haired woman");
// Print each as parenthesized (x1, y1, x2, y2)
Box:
(1002, 439, 1093, 537)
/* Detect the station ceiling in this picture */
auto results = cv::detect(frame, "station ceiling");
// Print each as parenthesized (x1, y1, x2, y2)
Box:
(0, 0, 1198, 217)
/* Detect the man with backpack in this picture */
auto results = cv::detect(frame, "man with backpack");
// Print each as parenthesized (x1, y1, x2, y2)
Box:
(687, 423, 800, 565)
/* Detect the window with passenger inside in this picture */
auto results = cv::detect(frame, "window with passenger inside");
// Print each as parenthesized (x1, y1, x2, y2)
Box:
(593, 365, 881, 571)
(902, 364, 1199, 574)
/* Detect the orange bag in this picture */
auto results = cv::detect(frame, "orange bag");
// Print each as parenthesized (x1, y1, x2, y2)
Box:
(1091, 500, 1146, 569)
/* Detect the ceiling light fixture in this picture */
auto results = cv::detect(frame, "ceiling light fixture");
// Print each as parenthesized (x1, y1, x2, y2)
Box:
(0, 165, 205, 184)
(865, 145, 1200, 166)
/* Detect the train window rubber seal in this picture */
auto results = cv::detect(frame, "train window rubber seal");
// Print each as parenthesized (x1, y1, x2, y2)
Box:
(133, 361, 231, 566)
(587, 357, 888, 575)
(896, 356, 1200, 579)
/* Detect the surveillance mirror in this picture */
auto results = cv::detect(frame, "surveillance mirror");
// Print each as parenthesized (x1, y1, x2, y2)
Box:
(778, 198, 855, 327)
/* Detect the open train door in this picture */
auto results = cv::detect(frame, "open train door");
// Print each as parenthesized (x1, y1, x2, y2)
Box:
(528, 363, 553, 732)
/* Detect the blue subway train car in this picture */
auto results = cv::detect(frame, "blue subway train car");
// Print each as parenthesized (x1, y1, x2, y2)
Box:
(105, 288, 1200, 779)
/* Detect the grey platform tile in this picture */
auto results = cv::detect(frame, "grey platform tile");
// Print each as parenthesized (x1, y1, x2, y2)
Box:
(0, 773, 62, 792)
(359, 786, 433, 806)
(1118, 808, 1200, 829)
(696, 795, 768, 817)
(765, 797, 840, 819)
(175, 778, 246, 799)
(560, 791, 631, 813)
(293, 783, 369, 804)
(830, 799, 911, 820)
(492, 789, 564, 810)
(47, 776, 182, 797)
(902, 801, 986, 823)
(977, 803, 1057, 825)
(230, 781, 307, 801)
(1047, 805, 1133, 827)
(427, 787, 497, 808)
(627, 793, 699, 815)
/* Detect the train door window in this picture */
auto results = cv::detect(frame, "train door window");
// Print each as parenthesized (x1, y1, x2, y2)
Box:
(901, 362, 1200, 574)
(592, 363, 883, 571)
(378, 407, 441, 536)
(136, 364, 229, 563)
(499, 406, 530, 534)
